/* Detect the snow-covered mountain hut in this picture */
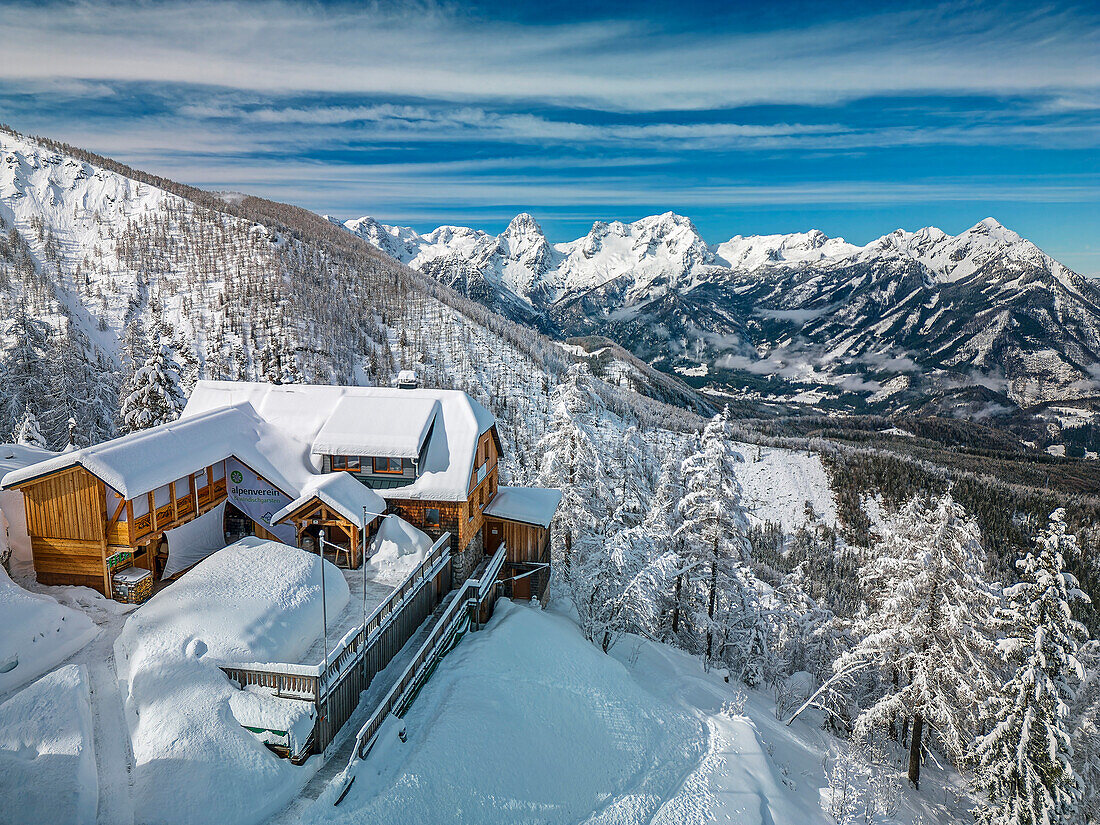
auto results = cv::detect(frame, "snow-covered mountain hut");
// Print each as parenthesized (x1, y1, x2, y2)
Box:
(0, 381, 560, 601)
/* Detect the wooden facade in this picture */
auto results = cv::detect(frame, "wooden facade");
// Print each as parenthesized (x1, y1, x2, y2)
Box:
(485, 516, 551, 602)
(10, 412, 552, 603)
(275, 498, 381, 569)
(12, 461, 231, 597)
(387, 426, 500, 556)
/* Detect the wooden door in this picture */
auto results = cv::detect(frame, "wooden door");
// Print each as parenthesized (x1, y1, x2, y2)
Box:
(512, 573, 531, 600)
(485, 519, 503, 554)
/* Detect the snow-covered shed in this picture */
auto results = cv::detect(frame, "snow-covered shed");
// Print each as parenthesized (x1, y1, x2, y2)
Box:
(483, 487, 562, 601)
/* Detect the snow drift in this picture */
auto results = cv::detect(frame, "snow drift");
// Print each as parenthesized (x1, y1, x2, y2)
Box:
(0, 664, 98, 825)
(0, 565, 98, 694)
(114, 538, 349, 825)
(366, 514, 433, 585)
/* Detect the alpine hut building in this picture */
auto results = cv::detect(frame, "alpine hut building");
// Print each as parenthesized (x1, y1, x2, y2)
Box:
(0, 381, 561, 601)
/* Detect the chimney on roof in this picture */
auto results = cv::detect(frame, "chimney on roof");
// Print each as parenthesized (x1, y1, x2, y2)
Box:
(397, 369, 419, 390)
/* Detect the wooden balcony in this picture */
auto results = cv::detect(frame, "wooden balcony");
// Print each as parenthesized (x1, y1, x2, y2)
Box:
(110, 477, 227, 548)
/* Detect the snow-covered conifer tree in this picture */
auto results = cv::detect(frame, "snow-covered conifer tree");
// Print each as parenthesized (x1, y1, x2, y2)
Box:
(836, 494, 999, 789)
(537, 364, 608, 570)
(13, 404, 46, 448)
(676, 407, 752, 671)
(974, 509, 1089, 825)
(118, 340, 186, 433)
(642, 449, 690, 641)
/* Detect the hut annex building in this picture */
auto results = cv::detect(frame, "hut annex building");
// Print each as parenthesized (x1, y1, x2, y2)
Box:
(1, 380, 561, 602)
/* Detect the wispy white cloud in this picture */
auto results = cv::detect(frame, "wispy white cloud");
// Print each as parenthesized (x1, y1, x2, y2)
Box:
(1, 1, 1098, 111)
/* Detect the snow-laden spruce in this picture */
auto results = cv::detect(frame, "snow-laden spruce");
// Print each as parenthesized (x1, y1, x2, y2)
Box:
(674, 408, 763, 676)
(973, 509, 1090, 825)
(836, 494, 999, 789)
(118, 339, 186, 433)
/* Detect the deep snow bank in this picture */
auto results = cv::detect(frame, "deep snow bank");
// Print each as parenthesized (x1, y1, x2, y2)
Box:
(366, 514, 433, 585)
(296, 601, 967, 825)
(0, 664, 98, 825)
(308, 600, 707, 825)
(114, 538, 349, 825)
(0, 565, 99, 694)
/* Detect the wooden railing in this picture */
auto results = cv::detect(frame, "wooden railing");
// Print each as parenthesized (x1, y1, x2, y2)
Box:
(219, 533, 457, 755)
(312, 538, 454, 752)
(318, 534, 452, 688)
(345, 544, 507, 771)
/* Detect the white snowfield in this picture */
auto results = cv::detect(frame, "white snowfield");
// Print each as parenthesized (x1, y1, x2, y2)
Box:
(0, 664, 98, 825)
(732, 443, 838, 532)
(114, 539, 350, 825)
(0, 564, 99, 694)
(294, 602, 964, 825)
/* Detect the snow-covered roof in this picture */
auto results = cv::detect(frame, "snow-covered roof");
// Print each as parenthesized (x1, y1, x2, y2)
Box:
(312, 395, 439, 459)
(483, 486, 562, 528)
(272, 472, 386, 529)
(0, 443, 57, 477)
(0, 404, 320, 500)
(2, 381, 498, 504)
(184, 381, 497, 502)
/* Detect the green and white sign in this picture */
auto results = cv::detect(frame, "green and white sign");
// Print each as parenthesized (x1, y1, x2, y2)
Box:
(225, 458, 295, 544)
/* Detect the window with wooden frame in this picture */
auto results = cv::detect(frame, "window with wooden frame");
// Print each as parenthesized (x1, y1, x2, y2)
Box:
(332, 455, 362, 472)
(425, 507, 440, 526)
(372, 456, 403, 474)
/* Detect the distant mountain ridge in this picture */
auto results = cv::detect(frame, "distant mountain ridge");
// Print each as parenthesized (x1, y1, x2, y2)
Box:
(335, 211, 1100, 414)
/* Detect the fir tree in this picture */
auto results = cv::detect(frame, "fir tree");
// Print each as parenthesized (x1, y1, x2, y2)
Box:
(676, 407, 752, 671)
(974, 509, 1089, 825)
(118, 340, 186, 432)
(13, 404, 46, 448)
(836, 494, 999, 788)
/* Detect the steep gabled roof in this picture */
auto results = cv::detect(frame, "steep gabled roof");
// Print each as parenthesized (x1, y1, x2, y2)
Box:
(0, 404, 318, 499)
(184, 381, 496, 502)
(272, 473, 386, 530)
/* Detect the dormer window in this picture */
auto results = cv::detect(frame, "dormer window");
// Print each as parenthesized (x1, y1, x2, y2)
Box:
(332, 455, 361, 472)
(373, 457, 404, 474)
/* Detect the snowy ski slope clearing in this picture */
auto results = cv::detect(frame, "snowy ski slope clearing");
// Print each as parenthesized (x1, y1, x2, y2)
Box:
(0, 564, 98, 694)
(732, 443, 838, 531)
(0, 664, 98, 825)
(114, 539, 349, 825)
(297, 601, 968, 825)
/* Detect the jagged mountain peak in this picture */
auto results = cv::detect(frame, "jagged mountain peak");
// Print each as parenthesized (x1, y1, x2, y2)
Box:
(505, 212, 545, 237)
(332, 207, 1097, 410)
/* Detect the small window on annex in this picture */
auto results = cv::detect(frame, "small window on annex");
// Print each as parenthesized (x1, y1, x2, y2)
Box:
(425, 507, 441, 526)
(373, 457, 403, 474)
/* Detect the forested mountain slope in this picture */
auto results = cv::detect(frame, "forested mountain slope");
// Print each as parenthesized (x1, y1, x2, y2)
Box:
(0, 125, 703, 453)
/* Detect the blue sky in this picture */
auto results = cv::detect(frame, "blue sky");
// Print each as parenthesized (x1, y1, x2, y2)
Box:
(1, 0, 1098, 272)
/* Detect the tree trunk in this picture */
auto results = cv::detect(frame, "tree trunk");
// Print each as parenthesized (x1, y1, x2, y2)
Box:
(908, 712, 923, 789)
(705, 554, 717, 666)
(671, 574, 682, 633)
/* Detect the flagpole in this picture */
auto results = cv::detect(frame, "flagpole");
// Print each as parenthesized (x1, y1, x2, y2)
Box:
(319, 528, 329, 734)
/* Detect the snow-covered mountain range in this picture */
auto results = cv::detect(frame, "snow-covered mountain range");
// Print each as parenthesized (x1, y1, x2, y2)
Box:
(337, 211, 1100, 412)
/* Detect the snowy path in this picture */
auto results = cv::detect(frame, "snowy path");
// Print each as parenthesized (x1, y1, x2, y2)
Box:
(634, 642, 825, 825)
(86, 639, 136, 825)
